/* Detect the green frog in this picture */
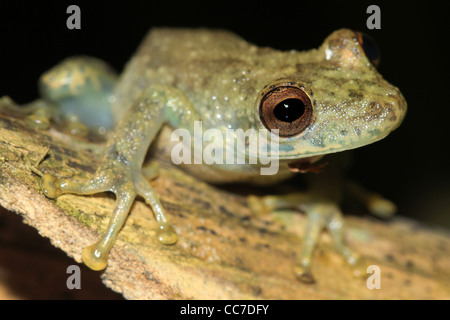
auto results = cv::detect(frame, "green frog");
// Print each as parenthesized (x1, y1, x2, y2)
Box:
(32, 28, 406, 283)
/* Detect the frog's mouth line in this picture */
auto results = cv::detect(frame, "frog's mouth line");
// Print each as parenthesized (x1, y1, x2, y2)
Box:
(287, 155, 327, 173)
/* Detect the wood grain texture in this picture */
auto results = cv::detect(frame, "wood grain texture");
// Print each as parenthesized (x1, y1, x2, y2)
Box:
(1, 98, 449, 299)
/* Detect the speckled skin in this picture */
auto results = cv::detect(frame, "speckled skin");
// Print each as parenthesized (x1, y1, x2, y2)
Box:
(112, 28, 406, 183)
(38, 28, 406, 279)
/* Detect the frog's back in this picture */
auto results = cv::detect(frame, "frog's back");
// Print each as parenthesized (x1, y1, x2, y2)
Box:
(112, 28, 257, 122)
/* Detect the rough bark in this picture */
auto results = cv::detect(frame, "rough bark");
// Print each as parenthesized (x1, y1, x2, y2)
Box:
(1, 97, 449, 299)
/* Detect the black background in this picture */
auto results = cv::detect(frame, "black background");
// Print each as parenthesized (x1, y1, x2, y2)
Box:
(0, 0, 449, 229)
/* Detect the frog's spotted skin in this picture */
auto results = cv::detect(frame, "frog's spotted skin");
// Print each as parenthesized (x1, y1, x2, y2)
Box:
(38, 28, 406, 280)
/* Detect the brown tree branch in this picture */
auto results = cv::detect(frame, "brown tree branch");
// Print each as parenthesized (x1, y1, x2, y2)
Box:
(1, 97, 449, 299)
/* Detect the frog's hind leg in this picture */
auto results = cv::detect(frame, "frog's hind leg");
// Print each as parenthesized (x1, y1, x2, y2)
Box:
(0, 96, 55, 130)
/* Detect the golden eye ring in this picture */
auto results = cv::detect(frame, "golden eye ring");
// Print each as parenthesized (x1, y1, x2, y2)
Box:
(259, 85, 314, 137)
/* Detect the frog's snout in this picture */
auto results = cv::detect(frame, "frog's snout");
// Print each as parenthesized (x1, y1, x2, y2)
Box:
(380, 86, 407, 130)
(354, 85, 407, 139)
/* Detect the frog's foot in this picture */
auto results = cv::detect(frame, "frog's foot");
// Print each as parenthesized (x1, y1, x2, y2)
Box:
(295, 202, 363, 283)
(25, 104, 52, 130)
(40, 165, 176, 270)
(5, 98, 55, 130)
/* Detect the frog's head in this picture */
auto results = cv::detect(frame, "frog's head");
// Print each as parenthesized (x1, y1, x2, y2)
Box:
(255, 29, 407, 166)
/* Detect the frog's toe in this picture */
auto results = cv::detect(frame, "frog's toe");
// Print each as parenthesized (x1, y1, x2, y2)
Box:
(247, 195, 271, 216)
(157, 224, 178, 245)
(142, 161, 160, 180)
(367, 195, 397, 218)
(40, 174, 64, 198)
(135, 175, 178, 245)
(248, 193, 304, 216)
(294, 261, 316, 284)
(65, 117, 89, 137)
(348, 254, 368, 279)
(25, 114, 51, 130)
(345, 181, 397, 218)
(82, 243, 109, 271)
(291, 204, 327, 283)
(326, 205, 365, 271)
(40, 173, 112, 199)
(82, 187, 136, 270)
(15, 99, 54, 130)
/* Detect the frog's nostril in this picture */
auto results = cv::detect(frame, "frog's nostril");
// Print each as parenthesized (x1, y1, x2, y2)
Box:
(388, 88, 407, 117)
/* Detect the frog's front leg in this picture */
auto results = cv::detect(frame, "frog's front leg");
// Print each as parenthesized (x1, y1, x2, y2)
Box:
(251, 192, 360, 284)
(40, 86, 195, 270)
(296, 200, 360, 283)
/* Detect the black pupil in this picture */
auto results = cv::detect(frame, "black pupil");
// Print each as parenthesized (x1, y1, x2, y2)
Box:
(273, 98, 305, 123)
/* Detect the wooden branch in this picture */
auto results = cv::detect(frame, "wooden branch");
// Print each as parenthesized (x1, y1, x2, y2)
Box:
(1, 97, 449, 299)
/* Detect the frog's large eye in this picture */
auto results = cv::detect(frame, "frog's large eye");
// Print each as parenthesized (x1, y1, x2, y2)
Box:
(354, 31, 380, 67)
(259, 86, 314, 137)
